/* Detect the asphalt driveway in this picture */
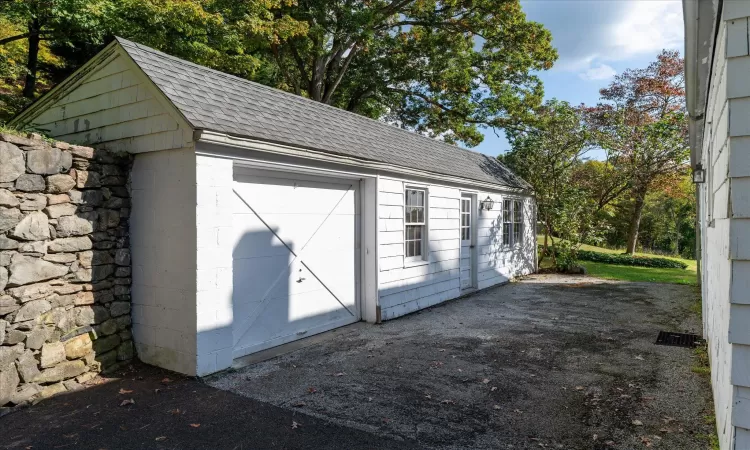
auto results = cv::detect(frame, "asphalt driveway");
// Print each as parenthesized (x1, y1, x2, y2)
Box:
(208, 274, 714, 449)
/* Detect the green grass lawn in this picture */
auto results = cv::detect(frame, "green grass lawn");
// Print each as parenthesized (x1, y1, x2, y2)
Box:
(537, 236, 698, 285)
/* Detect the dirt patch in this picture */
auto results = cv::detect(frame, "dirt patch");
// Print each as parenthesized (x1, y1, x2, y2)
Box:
(209, 274, 714, 449)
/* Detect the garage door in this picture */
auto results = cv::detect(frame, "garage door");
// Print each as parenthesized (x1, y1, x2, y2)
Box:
(231, 170, 360, 359)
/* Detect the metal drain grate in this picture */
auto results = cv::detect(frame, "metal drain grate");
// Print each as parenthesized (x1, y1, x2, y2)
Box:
(655, 331, 702, 348)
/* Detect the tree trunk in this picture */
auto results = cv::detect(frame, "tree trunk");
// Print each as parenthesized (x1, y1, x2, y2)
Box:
(625, 190, 647, 255)
(22, 18, 41, 99)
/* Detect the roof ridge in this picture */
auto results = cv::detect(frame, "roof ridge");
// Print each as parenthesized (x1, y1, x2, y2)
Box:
(114, 37, 502, 161)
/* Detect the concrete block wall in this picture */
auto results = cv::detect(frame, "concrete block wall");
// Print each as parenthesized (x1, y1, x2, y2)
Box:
(194, 154, 234, 376)
(130, 147, 197, 375)
(0, 132, 133, 409)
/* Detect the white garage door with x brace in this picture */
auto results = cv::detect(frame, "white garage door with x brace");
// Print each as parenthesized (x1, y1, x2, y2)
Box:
(231, 170, 360, 359)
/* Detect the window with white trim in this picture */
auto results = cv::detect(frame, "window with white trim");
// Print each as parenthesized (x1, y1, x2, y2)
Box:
(513, 200, 523, 245)
(460, 198, 471, 241)
(404, 188, 426, 259)
(502, 199, 512, 246)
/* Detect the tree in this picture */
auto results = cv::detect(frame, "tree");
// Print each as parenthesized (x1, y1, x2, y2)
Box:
(0, 0, 112, 99)
(588, 50, 689, 254)
(501, 99, 593, 268)
(267, 0, 557, 146)
(103, 0, 306, 82)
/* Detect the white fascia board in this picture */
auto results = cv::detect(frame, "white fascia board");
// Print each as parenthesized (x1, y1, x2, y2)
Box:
(195, 129, 532, 196)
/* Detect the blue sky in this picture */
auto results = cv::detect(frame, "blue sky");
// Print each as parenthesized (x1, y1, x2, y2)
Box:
(473, 0, 684, 157)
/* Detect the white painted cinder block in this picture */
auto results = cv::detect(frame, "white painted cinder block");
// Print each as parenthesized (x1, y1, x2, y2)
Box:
(195, 154, 235, 376)
(130, 147, 198, 375)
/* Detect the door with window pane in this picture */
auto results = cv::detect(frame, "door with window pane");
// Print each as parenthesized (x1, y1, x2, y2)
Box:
(460, 194, 475, 290)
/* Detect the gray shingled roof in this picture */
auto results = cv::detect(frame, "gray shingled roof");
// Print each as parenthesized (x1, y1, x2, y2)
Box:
(117, 38, 530, 190)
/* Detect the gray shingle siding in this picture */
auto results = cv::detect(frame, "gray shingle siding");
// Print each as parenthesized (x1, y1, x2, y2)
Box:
(117, 38, 530, 190)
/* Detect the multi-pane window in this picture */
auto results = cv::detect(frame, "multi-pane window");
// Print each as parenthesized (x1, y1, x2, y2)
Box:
(513, 200, 523, 245)
(405, 188, 426, 258)
(460, 198, 471, 241)
(502, 199, 512, 246)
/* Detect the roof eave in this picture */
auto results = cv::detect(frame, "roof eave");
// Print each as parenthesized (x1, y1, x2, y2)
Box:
(195, 129, 533, 195)
(683, 0, 722, 168)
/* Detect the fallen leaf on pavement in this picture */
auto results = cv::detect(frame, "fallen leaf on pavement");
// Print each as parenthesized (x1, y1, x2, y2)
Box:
(592, 434, 598, 441)
(169, 408, 181, 415)
(190, 424, 200, 428)
(118, 389, 133, 395)
(481, 378, 490, 384)
(425, 394, 432, 399)
(307, 387, 317, 394)
(514, 409, 523, 414)
(368, 397, 373, 402)
(575, 386, 584, 391)
(155, 436, 167, 441)
(333, 372, 346, 377)
(161, 377, 172, 384)
(291, 421, 300, 429)
(493, 405, 501, 410)
(632, 420, 644, 426)
(491, 387, 498, 392)
(635, 355, 644, 361)
(119, 399, 135, 406)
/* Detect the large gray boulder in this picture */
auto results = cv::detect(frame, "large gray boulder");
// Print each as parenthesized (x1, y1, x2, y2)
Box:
(56, 214, 95, 237)
(0, 189, 19, 207)
(8, 254, 68, 286)
(0, 365, 20, 406)
(0, 235, 18, 250)
(26, 147, 72, 175)
(44, 203, 77, 219)
(46, 174, 76, 194)
(34, 360, 86, 383)
(0, 267, 6, 292)
(0, 142, 24, 183)
(47, 237, 92, 252)
(13, 299, 52, 322)
(0, 207, 23, 233)
(11, 211, 50, 241)
(15, 174, 45, 192)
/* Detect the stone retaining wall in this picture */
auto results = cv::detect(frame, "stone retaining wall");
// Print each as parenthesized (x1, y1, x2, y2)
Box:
(0, 132, 132, 409)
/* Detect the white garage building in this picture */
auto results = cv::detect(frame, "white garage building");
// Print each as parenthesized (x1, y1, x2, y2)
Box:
(10, 38, 536, 376)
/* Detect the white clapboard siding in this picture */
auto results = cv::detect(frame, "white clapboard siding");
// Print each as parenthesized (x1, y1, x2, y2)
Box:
(26, 53, 192, 151)
(377, 176, 536, 320)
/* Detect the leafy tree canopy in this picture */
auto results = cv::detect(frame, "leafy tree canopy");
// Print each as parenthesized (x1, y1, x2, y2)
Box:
(269, 0, 557, 146)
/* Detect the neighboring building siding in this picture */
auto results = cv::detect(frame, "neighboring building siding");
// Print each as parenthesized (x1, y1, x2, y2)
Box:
(25, 52, 192, 153)
(702, 4, 750, 447)
(130, 147, 198, 375)
(377, 176, 535, 320)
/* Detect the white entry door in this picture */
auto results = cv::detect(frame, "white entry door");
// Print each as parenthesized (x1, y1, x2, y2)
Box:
(231, 170, 360, 359)
(460, 195, 475, 290)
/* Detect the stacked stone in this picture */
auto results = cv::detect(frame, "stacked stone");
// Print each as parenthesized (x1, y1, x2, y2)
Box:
(0, 132, 133, 410)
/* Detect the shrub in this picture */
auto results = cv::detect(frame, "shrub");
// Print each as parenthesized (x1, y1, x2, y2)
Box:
(576, 250, 688, 269)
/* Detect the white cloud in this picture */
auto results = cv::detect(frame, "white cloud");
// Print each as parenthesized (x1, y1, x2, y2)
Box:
(610, 1, 684, 57)
(579, 64, 617, 81)
(522, 0, 684, 79)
